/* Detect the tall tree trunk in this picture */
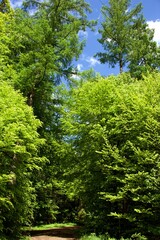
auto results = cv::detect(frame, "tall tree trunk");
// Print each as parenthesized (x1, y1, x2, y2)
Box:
(119, 58, 123, 74)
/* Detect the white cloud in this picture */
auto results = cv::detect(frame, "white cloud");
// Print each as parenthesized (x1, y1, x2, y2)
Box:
(70, 64, 83, 80)
(70, 74, 80, 80)
(77, 64, 83, 71)
(86, 57, 100, 67)
(147, 20, 160, 44)
(78, 30, 88, 39)
(107, 38, 111, 42)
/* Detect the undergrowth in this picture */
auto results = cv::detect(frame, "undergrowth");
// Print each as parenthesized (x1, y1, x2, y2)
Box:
(80, 232, 147, 240)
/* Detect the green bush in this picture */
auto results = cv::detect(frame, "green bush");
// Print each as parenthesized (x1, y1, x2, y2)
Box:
(64, 72, 160, 237)
(80, 232, 147, 240)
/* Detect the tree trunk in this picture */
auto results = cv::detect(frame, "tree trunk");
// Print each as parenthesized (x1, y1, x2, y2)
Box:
(27, 90, 34, 107)
(119, 59, 123, 74)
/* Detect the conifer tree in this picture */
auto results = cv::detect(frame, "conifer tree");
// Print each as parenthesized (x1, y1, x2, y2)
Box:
(96, 0, 160, 77)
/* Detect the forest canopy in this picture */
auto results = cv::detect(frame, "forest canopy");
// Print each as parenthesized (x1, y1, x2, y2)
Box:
(0, 0, 160, 239)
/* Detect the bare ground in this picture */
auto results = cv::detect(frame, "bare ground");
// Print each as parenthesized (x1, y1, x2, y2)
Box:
(29, 226, 79, 240)
(31, 236, 75, 240)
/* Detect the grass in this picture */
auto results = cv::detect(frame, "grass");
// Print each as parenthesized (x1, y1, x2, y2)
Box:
(23, 222, 77, 231)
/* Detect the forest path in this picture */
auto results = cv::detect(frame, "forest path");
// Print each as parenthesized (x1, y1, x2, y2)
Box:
(29, 226, 79, 240)
(31, 236, 75, 240)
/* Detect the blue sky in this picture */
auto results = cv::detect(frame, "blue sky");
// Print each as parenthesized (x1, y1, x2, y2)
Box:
(10, 0, 160, 77)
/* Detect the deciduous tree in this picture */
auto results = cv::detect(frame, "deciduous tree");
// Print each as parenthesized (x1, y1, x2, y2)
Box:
(0, 82, 44, 239)
(62, 73, 160, 238)
(3, 0, 95, 224)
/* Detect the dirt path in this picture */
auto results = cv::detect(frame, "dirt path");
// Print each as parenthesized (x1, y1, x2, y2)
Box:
(29, 226, 79, 240)
(31, 236, 75, 240)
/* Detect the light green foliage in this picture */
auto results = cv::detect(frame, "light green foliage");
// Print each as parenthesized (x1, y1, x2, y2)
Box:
(96, 0, 160, 77)
(19, 237, 30, 240)
(1, 0, 94, 125)
(1, 0, 160, 238)
(0, 11, 18, 83)
(0, 82, 44, 238)
(63, 73, 160, 237)
(0, 0, 95, 225)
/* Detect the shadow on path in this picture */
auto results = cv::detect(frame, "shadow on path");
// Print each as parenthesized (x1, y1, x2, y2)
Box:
(26, 226, 81, 240)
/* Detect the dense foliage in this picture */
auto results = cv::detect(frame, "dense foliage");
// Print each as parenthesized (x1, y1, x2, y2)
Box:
(0, 0, 160, 239)
(62, 73, 160, 238)
(0, 82, 44, 239)
(0, 0, 94, 226)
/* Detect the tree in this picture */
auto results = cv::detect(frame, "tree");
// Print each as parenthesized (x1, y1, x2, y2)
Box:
(10, 0, 94, 133)
(62, 72, 160, 238)
(0, 81, 44, 239)
(0, 4, 17, 83)
(0, 0, 12, 13)
(127, 15, 160, 78)
(96, 0, 160, 77)
(1, 0, 95, 224)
